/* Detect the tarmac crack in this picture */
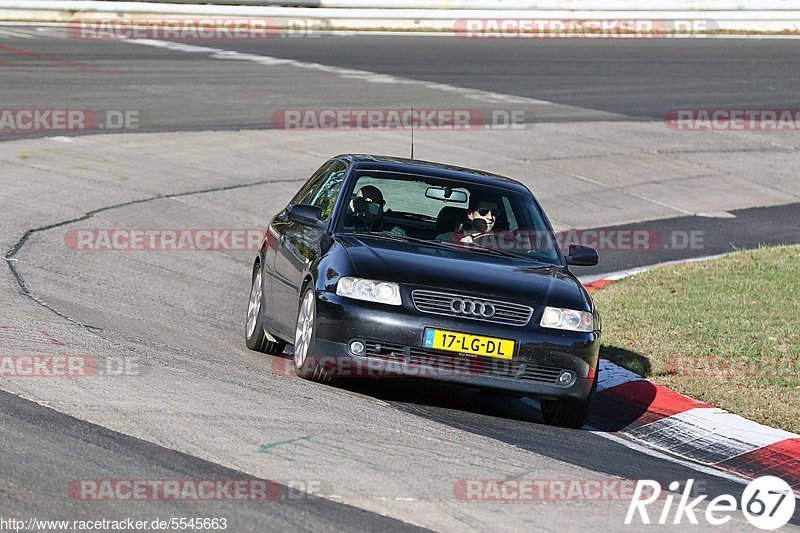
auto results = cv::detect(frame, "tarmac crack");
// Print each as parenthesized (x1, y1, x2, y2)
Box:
(3, 177, 305, 332)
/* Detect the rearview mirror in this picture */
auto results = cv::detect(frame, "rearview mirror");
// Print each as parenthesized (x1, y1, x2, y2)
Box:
(567, 245, 599, 266)
(425, 187, 467, 203)
(287, 204, 323, 227)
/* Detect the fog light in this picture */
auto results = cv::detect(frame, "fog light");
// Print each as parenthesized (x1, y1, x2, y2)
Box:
(558, 371, 574, 385)
(349, 340, 366, 355)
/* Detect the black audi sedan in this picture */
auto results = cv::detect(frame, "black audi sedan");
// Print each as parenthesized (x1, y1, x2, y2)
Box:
(246, 154, 601, 428)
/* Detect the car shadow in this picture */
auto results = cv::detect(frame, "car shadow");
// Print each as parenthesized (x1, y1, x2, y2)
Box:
(592, 345, 658, 432)
(275, 345, 661, 433)
(337, 376, 543, 424)
(274, 350, 546, 424)
(600, 344, 652, 377)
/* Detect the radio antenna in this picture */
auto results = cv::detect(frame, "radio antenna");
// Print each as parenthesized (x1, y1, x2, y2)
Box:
(410, 107, 415, 159)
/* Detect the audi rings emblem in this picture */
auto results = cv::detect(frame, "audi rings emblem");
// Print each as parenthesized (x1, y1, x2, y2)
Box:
(450, 298, 496, 318)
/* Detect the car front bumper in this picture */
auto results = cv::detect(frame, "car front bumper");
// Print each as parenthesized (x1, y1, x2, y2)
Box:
(311, 291, 599, 401)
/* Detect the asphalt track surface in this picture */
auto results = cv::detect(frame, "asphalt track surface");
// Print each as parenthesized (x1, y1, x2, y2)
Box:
(168, 36, 800, 119)
(2, 26, 800, 530)
(0, 388, 423, 532)
(3, 28, 800, 135)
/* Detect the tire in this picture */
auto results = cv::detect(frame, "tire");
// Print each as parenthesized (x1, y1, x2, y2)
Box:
(540, 367, 598, 429)
(293, 287, 331, 383)
(245, 263, 286, 355)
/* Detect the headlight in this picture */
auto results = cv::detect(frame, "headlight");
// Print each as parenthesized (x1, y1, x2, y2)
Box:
(336, 277, 402, 306)
(539, 306, 594, 332)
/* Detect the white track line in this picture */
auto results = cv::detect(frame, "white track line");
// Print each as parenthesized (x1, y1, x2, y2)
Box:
(121, 37, 553, 106)
(31, 26, 69, 38)
(579, 251, 735, 285)
(596, 358, 646, 393)
(0, 26, 69, 38)
(627, 408, 798, 464)
(0, 27, 33, 38)
(522, 395, 760, 488)
(589, 429, 800, 503)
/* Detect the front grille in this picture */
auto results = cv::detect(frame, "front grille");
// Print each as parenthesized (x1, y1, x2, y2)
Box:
(363, 341, 562, 384)
(411, 290, 533, 326)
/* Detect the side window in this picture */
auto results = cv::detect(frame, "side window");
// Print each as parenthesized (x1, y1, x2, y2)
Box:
(292, 160, 335, 205)
(309, 161, 347, 220)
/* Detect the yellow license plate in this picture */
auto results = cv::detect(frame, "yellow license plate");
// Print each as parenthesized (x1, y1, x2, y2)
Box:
(423, 328, 515, 359)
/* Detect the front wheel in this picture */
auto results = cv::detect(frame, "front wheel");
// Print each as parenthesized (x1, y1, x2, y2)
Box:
(540, 369, 598, 429)
(245, 265, 286, 355)
(293, 287, 330, 383)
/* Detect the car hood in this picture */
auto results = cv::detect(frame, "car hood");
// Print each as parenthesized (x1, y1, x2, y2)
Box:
(336, 234, 589, 309)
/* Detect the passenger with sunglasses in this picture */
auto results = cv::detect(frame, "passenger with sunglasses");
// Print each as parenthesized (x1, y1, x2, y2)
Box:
(436, 198, 499, 244)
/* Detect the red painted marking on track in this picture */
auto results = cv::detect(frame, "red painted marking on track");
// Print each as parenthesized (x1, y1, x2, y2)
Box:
(584, 279, 615, 292)
(599, 380, 711, 420)
(0, 45, 121, 74)
(717, 438, 800, 489)
(0, 326, 65, 347)
(0, 62, 61, 67)
(40, 331, 65, 347)
(590, 379, 713, 431)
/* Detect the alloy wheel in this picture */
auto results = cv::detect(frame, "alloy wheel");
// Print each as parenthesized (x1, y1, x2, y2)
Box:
(294, 290, 315, 369)
(246, 269, 262, 340)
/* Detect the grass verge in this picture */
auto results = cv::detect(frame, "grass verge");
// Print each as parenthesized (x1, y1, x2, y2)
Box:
(593, 245, 800, 433)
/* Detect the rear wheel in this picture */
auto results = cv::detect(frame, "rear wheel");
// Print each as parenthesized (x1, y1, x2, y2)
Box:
(293, 287, 331, 383)
(245, 264, 286, 355)
(540, 368, 598, 429)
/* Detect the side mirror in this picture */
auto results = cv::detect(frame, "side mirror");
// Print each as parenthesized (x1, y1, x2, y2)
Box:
(567, 245, 598, 266)
(287, 204, 323, 227)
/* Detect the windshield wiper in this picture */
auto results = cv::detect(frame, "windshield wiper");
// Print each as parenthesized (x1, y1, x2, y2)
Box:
(348, 231, 412, 241)
(461, 243, 525, 260)
(348, 232, 525, 259)
(348, 232, 453, 248)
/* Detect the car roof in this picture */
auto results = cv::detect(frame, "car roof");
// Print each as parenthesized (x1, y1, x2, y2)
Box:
(338, 154, 531, 194)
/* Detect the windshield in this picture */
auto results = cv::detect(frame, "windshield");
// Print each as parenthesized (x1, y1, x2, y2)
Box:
(336, 170, 563, 265)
